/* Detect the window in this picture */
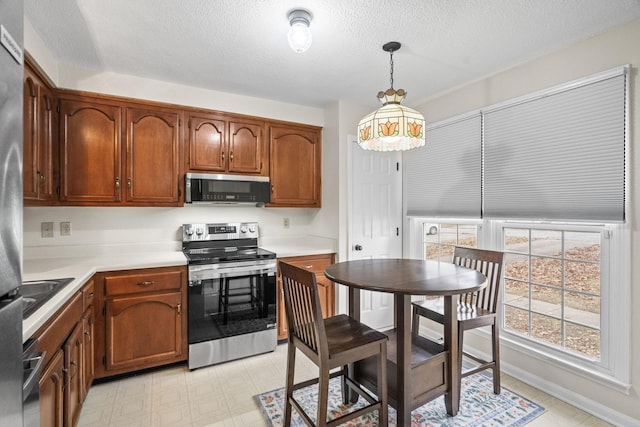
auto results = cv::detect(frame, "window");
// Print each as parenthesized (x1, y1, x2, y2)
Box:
(410, 218, 630, 388)
(502, 225, 602, 360)
(404, 67, 630, 387)
(422, 222, 478, 261)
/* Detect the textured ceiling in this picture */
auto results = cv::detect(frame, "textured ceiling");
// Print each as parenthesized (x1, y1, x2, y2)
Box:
(24, 0, 640, 109)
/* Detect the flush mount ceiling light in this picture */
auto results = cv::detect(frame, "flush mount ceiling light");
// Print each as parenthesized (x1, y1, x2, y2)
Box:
(357, 42, 426, 151)
(287, 9, 312, 53)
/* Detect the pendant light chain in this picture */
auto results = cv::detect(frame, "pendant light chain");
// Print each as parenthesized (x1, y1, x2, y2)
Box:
(389, 50, 395, 90)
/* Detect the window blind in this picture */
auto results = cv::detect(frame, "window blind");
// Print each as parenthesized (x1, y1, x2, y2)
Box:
(483, 72, 626, 222)
(404, 114, 482, 218)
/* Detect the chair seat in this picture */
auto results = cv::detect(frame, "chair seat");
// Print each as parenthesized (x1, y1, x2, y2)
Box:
(324, 314, 389, 356)
(413, 298, 495, 323)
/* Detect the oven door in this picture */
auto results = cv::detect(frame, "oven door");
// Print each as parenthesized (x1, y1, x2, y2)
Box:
(188, 261, 276, 345)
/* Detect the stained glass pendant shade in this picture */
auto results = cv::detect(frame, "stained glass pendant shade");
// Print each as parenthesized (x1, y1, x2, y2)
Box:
(357, 42, 426, 151)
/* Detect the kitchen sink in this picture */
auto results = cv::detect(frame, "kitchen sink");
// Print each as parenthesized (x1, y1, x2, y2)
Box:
(21, 277, 74, 319)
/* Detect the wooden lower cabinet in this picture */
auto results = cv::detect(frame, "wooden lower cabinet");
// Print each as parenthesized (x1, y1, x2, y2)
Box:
(94, 266, 187, 378)
(39, 348, 64, 427)
(64, 322, 84, 427)
(277, 253, 336, 340)
(81, 305, 95, 401)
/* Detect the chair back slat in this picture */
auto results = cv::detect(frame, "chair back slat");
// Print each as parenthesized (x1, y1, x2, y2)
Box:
(280, 262, 328, 356)
(453, 246, 504, 313)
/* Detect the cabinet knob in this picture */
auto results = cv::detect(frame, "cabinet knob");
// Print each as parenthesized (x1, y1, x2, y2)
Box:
(127, 178, 132, 189)
(230, 152, 234, 161)
(115, 177, 120, 189)
(176, 303, 182, 314)
(354, 244, 363, 251)
(222, 152, 225, 162)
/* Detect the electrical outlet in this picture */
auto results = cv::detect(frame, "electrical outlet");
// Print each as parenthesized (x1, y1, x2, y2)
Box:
(283, 217, 290, 229)
(41, 222, 54, 238)
(60, 221, 72, 236)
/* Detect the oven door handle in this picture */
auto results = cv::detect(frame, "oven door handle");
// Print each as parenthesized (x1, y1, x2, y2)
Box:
(189, 261, 277, 281)
(23, 351, 46, 400)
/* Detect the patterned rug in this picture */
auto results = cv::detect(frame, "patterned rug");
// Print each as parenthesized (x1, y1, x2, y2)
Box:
(254, 373, 545, 426)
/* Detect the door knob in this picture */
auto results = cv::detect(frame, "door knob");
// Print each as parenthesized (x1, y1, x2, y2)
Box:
(354, 244, 363, 251)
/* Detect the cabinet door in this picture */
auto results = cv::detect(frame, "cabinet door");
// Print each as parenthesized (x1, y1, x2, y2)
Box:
(82, 306, 95, 401)
(37, 86, 55, 202)
(59, 98, 122, 203)
(189, 114, 226, 171)
(276, 277, 288, 340)
(105, 291, 183, 371)
(39, 348, 64, 427)
(125, 107, 181, 204)
(23, 74, 38, 200)
(23, 68, 54, 203)
(269, 125, 321, 207)
(228, 120, 265, 174)
(64, 322, 84, 427)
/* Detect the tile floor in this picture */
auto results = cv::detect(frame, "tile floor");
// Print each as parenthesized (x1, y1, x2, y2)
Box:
(78, 343, 614, 427)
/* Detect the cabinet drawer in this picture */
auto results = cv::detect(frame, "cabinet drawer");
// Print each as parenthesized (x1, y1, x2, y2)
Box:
(105, 270, 182, 296)
(279, 254, 333, 275)
(82, 280, 95, 311)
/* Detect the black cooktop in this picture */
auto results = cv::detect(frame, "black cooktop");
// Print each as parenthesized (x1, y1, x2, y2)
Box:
(183, 245, 276, 265)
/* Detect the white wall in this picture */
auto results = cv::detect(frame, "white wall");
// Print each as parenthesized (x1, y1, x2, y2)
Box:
(413, 19, 640, 424)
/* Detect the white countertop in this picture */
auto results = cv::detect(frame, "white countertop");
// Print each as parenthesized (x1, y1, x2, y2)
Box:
(21, 236, 336, 342)
(22, 250, 187, 342)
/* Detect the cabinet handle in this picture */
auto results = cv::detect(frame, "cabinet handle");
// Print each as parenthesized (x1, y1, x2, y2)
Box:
(137, 280, 156, 286)
(271, 184, 274, 193)
(176, 303, 182, 314)
(230, 152, 233, 162)
(222, 152, 225, 162)
(127, 178, 132, 189)
(115, 177, 120, 189)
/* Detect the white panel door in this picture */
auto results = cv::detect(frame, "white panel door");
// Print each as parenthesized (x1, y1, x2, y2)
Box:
(349, 136, 402, 329)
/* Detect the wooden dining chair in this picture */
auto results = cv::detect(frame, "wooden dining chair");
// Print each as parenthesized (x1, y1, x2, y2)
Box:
(280, 262, 388, 427)
(411, 246, 504, 394)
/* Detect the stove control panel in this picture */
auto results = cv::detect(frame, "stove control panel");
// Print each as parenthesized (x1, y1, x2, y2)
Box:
(182, 222, 260, 242)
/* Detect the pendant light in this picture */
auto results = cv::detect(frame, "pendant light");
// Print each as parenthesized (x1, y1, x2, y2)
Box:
(357, 42, 426, 151)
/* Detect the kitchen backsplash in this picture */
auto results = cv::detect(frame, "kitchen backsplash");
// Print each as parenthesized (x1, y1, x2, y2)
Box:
(23, 206, 320, 248)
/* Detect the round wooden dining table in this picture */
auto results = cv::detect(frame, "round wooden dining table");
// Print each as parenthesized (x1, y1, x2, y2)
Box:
(325, 258, 487, 426)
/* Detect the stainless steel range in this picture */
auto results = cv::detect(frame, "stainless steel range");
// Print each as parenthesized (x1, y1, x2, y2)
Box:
(182, 222, 277, 369)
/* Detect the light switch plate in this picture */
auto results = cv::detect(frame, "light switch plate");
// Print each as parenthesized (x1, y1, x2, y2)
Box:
(41, 222, 54, 238)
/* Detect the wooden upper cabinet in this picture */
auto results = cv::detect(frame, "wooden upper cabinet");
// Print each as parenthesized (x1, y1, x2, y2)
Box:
(228, 120, 265, 174)
(188, 113, 267, 175)
(268, 124, 322, 207)
(125, 107, 182, 204)
(23, 63, 55, 204)
(189, 114, 225, 171)
(59, 98, 122, 204)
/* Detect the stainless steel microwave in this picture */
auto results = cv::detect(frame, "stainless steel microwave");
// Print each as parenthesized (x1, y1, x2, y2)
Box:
(185, 173, 270, 205)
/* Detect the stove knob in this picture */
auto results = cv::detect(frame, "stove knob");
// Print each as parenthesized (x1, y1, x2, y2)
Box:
(196, 227, 204, 236)
(185, 227, 194, 236)
(240, 225, 248, 234)
(248, 224, 257, 233)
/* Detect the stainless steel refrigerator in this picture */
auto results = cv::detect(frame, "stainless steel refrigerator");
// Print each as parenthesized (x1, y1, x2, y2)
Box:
(0, 0, 24, 425)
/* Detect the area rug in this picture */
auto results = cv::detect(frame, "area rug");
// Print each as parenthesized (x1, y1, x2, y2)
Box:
(254, 373, 545, 427)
